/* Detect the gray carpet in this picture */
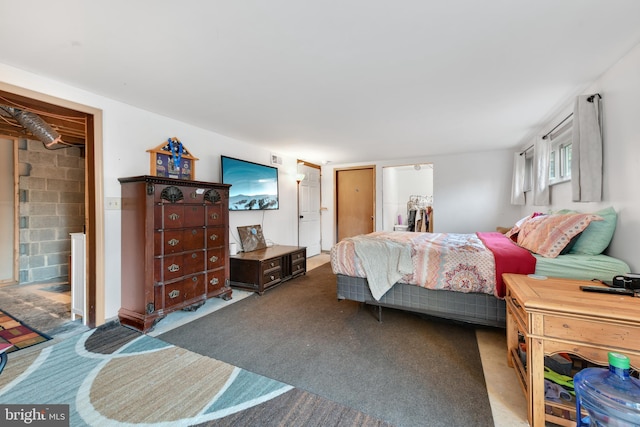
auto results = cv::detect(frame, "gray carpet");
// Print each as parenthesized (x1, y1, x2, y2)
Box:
(159, 263, 494, 427)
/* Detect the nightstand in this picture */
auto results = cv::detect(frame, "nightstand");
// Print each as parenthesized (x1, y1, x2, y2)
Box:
(503, 273, 640, 427)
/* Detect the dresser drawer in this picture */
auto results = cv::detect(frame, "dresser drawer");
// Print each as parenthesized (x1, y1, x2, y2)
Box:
(155, 250, 205, 282)
(292, 260, 305, 275)
(206, 204, 224, 226)
(263, 268, 282, 287)
(155, 228, 204, 255)
(261, 257, 281, 274)
(157, 274, 206, 310)
(291, 250, 305, 262)
(206, 247, 225, 270)
(207, 269, 227, 294)
(206, 226, 226, 248)
(155, 204, 206, 229)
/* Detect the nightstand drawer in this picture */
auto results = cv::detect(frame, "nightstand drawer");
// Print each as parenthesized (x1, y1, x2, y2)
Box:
(543, 315, 640, 350)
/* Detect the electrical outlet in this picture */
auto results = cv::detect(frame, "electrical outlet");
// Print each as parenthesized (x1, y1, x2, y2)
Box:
(106, 197, 121, 210)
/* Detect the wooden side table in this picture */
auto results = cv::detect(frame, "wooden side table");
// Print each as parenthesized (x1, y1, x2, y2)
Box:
(504, 273, 640, 427)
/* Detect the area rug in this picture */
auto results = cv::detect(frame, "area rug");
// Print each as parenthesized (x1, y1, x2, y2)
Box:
(160, 262, 495, 427)
(0, 323, 391, 426)
(0, 309, 51, 353)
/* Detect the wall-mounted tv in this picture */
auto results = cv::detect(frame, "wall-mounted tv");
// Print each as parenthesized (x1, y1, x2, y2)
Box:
(221, 156, 279, 211)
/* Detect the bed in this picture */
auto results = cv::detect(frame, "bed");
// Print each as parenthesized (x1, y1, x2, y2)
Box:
(331, 208, 631, 327)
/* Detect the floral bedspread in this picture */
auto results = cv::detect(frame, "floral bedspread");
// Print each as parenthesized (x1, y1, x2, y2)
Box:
(331, 231, 501, 297)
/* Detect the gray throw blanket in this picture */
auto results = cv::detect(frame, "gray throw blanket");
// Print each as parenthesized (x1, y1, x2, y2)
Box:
(350, 235, 413, 300)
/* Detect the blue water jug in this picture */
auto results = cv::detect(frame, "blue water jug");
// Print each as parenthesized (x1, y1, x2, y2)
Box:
(574, 352, 640, 426)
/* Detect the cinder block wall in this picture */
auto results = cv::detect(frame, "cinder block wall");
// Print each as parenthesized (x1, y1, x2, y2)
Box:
(18, 138, 85, 284)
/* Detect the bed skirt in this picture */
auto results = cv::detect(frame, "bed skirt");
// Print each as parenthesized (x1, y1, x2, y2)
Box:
(336, 274, 506, 328)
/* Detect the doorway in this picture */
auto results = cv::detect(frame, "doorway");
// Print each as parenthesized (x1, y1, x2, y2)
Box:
(0, 83, 104, 330)
(335, 166, 375, 242)
(382, 163, 434, 231)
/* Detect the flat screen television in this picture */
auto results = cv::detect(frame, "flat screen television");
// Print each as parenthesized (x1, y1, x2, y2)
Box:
(221, 156, 279, 211)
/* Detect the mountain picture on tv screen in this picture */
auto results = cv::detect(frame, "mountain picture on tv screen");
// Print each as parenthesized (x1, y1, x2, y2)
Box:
(221, 156, 279, 210)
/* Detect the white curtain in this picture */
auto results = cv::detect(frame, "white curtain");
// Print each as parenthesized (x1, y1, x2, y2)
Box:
(510, 152, 525, 205)
(533, 137, 550, 205)
(571, 94, 602, 202)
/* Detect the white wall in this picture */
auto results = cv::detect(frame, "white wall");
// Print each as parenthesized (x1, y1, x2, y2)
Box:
(516, 42, 640, 271)
(321, 148, 522, 250)
(0, 63, 300, 321)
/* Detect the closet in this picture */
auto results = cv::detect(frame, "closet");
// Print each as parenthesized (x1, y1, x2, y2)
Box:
(406, 195, 433, 232)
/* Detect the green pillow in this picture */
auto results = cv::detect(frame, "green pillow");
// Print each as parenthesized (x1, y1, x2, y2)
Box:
(569, 206, 617, 255)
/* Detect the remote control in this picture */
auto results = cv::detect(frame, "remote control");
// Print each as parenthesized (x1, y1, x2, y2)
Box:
(580, 286, 636, 296)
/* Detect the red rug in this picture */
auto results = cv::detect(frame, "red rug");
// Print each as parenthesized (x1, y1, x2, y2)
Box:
(0, 309, 51, 353)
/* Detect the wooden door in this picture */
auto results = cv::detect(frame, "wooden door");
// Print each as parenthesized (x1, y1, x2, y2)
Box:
(336, 166, 375, 242)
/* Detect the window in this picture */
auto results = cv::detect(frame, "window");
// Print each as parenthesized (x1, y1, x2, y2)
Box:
(522, 120, 572, 192)
(548, 121, 572, 185)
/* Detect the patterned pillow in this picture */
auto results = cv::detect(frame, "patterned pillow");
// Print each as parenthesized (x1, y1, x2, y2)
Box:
(505, 212, 545, 242)
(517, 213, 603, 258)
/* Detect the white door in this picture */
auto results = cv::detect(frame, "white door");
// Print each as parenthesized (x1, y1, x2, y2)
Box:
(298, 164, 321, 256)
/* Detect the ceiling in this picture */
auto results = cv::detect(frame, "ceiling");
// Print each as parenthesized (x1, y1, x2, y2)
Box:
(1, 1, 640, 164)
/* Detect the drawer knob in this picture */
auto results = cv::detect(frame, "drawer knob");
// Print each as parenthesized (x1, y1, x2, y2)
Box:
(192, 229, 198, 235)
(192, 253, 197, 259)
(210, 213, 219, 220)
(210, 277, 219, 285)
(270, 275, 275, 280)
(168, 238, 179, 247)
(168, 289, 180, 298)
(168, 213, 180, 221)
(270, 262, 275, 267)
(210, 234, 218, 241)
(192, 276, 198, 282)
(209, 255, 218, 263)
(168, 264, 180, 272)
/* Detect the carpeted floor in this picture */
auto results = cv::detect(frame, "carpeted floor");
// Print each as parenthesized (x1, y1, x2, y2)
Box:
(0, 322, 391, 426)
(159, 263, 494, 427)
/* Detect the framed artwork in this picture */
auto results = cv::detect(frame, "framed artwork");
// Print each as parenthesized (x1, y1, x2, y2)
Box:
(147, 137, 198, 180)
(237, 225, 267, 252)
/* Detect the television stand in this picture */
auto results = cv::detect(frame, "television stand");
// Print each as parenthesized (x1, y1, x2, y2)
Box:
(230, 245, 306, 294)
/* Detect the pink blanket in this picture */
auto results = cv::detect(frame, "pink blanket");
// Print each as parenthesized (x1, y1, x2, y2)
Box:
(331, 231, 536, 298)
(476, 232, 536, 297)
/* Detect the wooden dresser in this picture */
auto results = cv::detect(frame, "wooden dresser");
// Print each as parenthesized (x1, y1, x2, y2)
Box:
(119, 175, 232, 332)
(230, 245, 306, 294)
